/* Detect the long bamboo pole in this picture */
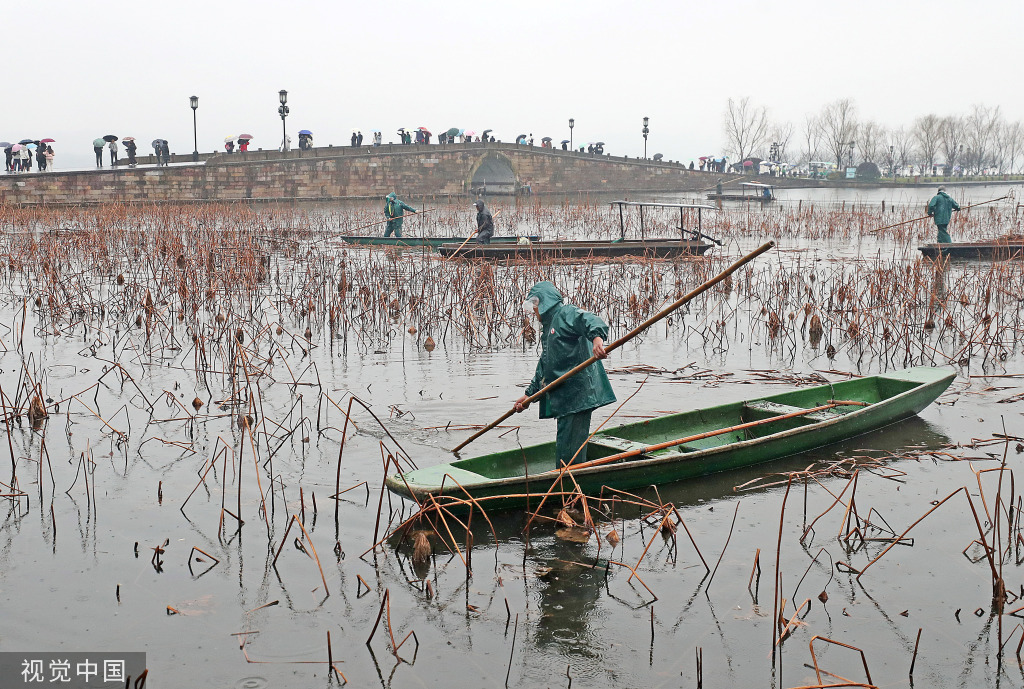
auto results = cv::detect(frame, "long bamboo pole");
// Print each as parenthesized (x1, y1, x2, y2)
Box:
(870, 195, 1008, 234)
(313, 208, 435, 243)
(451, 240, 776, 453)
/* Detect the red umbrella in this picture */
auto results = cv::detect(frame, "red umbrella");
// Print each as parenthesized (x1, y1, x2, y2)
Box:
(742, 160, 753, 167)
(40, 138, 55, 143)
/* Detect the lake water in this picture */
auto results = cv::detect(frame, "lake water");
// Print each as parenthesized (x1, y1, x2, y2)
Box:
(0, 193, 1022, 688)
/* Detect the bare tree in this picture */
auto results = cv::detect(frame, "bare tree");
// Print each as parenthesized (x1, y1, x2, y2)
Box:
(999, 120, 1024, 173)
(892, 128, 914, 175)
(939, 116, 966, 174)
(722, 97, 770, 163)
(857, 121, 888, 163)
(799, 113, 821, 164)
(911, 114, 942, 169)
(818, 99, 859, 169)
(963, 104, 1002, 173)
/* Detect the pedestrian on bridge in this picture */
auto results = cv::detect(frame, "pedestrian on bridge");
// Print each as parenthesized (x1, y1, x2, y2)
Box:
(383, 192, 417, 238)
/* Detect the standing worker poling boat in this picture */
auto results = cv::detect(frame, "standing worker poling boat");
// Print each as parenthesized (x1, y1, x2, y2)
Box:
(383, 192, 417, 238)
(514, 282, 616, 465)
(927, 186, 961, 243)
(473, 200, 494, 244)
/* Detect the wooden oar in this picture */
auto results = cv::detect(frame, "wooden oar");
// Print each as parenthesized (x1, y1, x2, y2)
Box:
(545, 400, 868, 475)
(444, 210, 502, 260)
(450, 240, 776, 453)
(313, 208, 435, 244)
(870, 195, 1009, 235)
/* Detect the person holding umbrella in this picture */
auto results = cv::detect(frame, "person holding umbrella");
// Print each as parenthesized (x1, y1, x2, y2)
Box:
(36, 143, 47, 172)
(238, 135, 252, 152)
(224, 137, 235, 154)
(21, 144, 32, 172)
(105, 136, 119, 166)
(383, 192, 416, 238)
(124, 137, 138, 167)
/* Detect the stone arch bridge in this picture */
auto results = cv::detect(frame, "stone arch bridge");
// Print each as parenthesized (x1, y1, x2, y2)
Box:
(0, 143, 730, 205)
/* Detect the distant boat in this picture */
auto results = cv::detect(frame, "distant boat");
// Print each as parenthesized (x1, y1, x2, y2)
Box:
(386, 366, 954, 508)
(436, 239, 712, 260)
(707, 182, 776, 202)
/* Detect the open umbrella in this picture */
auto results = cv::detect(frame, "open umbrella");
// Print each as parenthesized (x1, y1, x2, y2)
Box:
(516, 133, 527, 141)
(122, 136, 135, 141)
(560, 139, 570, 145)
(224, 135, 237, 143)
(595, 142, 605, 146)
(18, 139, 34, 145)
(237, 133, 254, 140)
(151, 139, 167, 148)
(482, 129, 493, 136)
(103, 135, 118, 142)
(541, 137, 552, 142)
(93, 138, 106, 148)
(464, 130, 476, 137)
(11, 144, 23, 152)
(0, 142, 11, 148)
(299, 129, 313, 136)
(40, 138, 55, 143)
(445, 127, 460, 138)
(26, 143, 36, 149)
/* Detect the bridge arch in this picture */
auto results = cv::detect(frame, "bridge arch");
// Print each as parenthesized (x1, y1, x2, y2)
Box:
(467, 151, 518, 195)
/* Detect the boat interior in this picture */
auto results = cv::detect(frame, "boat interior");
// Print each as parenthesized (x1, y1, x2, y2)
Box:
(448, 374, 924, 481)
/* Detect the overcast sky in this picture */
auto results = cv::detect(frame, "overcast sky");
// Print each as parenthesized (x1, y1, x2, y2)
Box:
(7, 0, 1023, 169)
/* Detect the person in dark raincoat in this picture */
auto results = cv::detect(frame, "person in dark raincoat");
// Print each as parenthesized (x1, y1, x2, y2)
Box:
(383, 192, 416, 238)
(514, 282, 616, 465)
(473, 200, 494, 244)
(125, 139, 138, 167)
(927, 186, 960, 243)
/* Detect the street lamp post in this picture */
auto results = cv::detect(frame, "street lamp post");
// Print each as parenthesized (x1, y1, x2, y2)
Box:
(278, 90, 290, 152)
(568, 118, 574, 151)
(642, 116, 649, 159)
(889, 145, 895, 178)
(848, 141, 855, 168)
(190, 95, 199, 162)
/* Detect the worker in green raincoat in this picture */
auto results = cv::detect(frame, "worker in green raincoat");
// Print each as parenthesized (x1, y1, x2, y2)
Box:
(514, 282, 616, 465)
(383, 192, 416, 238)
(927, 186, 960, 243)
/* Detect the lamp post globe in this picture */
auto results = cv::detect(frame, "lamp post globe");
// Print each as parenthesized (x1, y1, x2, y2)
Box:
(568, 118, 574, 150)
(190, 95, 199, 162)
(642, 116, 650, 159)
(278, 90, 290, 152)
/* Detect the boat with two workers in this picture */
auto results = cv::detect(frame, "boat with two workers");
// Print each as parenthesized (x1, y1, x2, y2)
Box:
(438, 201, 721, 260)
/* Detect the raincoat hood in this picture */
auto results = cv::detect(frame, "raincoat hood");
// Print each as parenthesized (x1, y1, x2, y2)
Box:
(527, 282, 563, 321)
(386, 192, 396, 201)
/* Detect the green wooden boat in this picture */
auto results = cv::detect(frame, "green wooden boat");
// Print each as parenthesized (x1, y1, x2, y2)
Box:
(385, 367, 954, 508)
(337, 234, 537, 248)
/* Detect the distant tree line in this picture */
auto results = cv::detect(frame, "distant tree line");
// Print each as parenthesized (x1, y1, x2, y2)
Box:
(723, 97, 1023, 174)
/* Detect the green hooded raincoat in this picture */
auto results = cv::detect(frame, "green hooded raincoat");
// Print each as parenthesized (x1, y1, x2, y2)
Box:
(927, 191, 960, 226)
(524, 282, 616, 419)
(384, 193, 416, 237)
